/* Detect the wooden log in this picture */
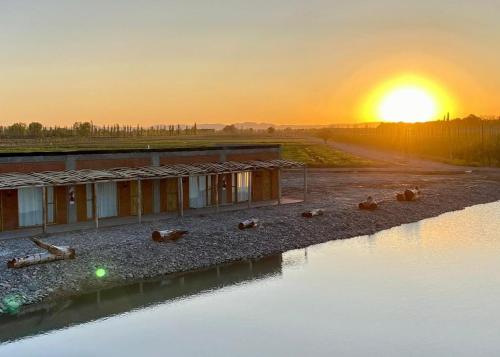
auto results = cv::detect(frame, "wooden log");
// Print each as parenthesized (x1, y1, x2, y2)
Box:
(358, 196, 378, 210)
(302, 209, 324, 218)
(238, 218, 259, 230)
(30, 238, 76, 258)
(152, 229, 188, 242)
(396, 187, 421, 202)
(8, 250, 74, 269)
(396, 193, 406, 201)
(404, 187, 421, 201)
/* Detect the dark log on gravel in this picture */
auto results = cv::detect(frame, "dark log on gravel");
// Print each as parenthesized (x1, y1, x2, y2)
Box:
(404, 188, 421, 201)
(152, 230, 188, 242)
(396, 187, 421, 201)
(238, 218, 259, 230)
(358, 196, 378, 210)
(302, 209, 324, 218)
(8, 249, 75, 269)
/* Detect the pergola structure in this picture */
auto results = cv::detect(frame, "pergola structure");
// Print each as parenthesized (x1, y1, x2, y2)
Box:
(0, 159, 306, 232)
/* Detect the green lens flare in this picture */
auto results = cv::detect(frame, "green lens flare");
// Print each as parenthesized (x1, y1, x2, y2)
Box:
(95, 268, 107, 278)
(1, 294, 24, 314)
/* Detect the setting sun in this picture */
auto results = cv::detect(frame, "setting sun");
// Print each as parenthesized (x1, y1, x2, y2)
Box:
(362, 74, 455, 123)
(378, 86, 437, 123)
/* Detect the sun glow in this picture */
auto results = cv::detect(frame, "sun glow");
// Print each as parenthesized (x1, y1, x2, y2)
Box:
(378, 87, 437, 122)
(362, 75, 455, 123)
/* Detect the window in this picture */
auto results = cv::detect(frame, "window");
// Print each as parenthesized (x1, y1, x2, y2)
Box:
(46, 186, 55, 224)
(237, 172, 250, 202)
(18, 187, 43, 227)
(96, 182, 117, 218)
(189, 176, 207, 208)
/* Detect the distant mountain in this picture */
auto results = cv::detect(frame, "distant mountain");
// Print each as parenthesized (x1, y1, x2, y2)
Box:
(197, 122, 337, 130)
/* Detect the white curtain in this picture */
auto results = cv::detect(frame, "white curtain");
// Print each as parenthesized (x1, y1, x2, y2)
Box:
(237, 172, 250, 202)
(18, 187, 43, 227)
(189, 176, 207, 208)
(97, 182, 117, 218)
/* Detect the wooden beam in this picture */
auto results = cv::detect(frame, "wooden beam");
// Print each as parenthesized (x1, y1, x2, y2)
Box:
(93, 182, 99, 228)
(137, 179, 142, 223)
(42, 186, 47, 234)
(178, 177, 184, 217)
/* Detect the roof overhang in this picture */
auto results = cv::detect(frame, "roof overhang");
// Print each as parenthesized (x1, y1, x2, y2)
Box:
(0, 159, 304, 189)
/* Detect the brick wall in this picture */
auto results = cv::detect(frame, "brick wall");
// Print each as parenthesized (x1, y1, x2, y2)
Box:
(226, 152, 279, 162)
(160, 155, 220, 165)
(0, 161, 65, 173)
(76, 158, 151, 170)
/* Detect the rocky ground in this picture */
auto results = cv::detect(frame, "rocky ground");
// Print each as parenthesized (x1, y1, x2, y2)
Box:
(1, 168, 500, 310)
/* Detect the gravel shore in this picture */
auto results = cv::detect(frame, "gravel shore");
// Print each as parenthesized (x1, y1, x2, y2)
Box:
(1, 168, 499, 309)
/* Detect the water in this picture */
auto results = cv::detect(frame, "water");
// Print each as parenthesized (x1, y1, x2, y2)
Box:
(1, 201, 500, 356)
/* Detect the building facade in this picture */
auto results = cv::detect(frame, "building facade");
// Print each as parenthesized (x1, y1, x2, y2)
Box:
(0, 145, 304, 233)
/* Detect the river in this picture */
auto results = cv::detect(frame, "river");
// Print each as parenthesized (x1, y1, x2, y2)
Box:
(1, 201, 499, 356)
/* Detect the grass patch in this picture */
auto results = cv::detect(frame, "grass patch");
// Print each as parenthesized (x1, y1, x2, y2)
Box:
(0, 135, 310, 153)
(282, 143, 375, 168)
(0, 135, 376, 168)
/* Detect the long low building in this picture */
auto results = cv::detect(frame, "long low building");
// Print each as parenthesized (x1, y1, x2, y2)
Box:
(0, 145, 305, 234)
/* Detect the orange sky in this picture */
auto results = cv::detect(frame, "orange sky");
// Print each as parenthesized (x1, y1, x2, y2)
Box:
(1, 1, 499, 126)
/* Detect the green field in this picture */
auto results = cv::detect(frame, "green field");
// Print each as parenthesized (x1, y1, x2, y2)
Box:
(281, 143, 375, 168)
(0, 135, 375, 168)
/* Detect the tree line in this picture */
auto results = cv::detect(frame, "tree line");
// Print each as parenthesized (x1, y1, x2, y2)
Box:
(0, 122, 280, 138)
(0, 122, 201, 138)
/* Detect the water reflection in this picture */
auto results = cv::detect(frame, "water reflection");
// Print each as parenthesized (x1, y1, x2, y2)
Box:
(1, 201, 500, 356)
(0, 255, 283, 343)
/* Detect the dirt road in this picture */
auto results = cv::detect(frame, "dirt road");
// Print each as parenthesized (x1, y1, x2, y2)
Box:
(326, 140, 500, 173)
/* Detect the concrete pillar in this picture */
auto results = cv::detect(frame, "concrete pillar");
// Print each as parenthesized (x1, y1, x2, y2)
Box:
(219, 149, 227, 162)
(137, 179, 142, 223)
(151, 153, 160, 167)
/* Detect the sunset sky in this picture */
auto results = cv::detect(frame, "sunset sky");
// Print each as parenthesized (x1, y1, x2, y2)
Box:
(1, 0, 499, 126)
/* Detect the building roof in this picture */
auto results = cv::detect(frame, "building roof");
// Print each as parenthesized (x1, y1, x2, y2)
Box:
(0, 144, 280, 158)
(0, 159, 304, 189)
